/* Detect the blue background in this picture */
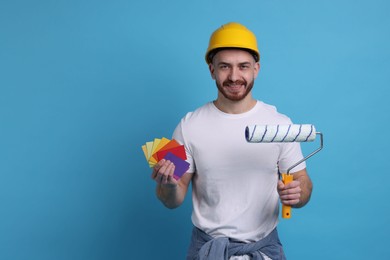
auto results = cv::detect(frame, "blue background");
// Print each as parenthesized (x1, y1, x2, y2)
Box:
(1, 0, 389, 259)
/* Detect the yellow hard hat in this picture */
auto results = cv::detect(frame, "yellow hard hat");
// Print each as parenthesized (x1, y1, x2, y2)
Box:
(205, 22, 260, 64)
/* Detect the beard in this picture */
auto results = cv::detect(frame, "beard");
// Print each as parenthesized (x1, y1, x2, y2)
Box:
(216, 78, 254, 101)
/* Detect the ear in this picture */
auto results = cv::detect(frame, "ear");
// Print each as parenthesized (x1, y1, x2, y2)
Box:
(254, 62, 261, 79)
(209, 63, 216, 80)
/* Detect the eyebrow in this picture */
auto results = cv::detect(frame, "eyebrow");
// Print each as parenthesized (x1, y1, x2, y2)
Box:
(217, 61, 252, 66)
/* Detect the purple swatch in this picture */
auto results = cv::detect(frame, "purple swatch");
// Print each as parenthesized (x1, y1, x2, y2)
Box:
(164, 152, 190, 180)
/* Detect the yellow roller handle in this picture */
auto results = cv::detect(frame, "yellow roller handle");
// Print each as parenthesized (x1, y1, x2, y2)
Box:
(281, 173, 294, 219)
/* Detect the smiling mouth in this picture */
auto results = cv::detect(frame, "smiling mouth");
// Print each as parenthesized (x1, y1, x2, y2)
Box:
(224, 80, 246, 87)
(224, 83, 245, 91)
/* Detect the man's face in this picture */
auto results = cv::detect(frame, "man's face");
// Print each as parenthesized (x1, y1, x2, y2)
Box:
(209, 49, 260, 102)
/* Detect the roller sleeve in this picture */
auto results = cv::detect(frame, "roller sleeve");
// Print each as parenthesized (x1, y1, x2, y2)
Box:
(245, 124, 316, 143)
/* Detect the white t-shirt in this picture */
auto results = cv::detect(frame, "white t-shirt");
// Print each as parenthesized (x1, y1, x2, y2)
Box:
(173, 101, 305, 243)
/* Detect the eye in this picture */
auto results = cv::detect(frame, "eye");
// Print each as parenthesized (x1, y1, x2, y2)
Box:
(240, 64, 250, 69)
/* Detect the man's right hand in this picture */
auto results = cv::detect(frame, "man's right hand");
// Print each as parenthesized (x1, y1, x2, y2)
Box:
(151, 159, 177, 187)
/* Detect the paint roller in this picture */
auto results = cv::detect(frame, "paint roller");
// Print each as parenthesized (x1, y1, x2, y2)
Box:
(245, 124, 323, 219)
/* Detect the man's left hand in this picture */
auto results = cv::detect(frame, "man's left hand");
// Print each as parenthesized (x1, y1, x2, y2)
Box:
(277, 180, 301, 206)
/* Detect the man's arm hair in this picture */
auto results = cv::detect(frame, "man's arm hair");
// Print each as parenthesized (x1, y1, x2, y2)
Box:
(156, 172, 193, 209)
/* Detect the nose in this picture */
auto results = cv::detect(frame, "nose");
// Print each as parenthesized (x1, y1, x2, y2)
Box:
(228, 67, 240, 82)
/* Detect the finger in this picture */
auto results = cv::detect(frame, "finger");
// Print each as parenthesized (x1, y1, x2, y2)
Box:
(282, 198, 300, 206)
(151, 167, 158, 179)
(280, 192, 301, 200)
(151, 159, 166, 179)
(280, 191, 301, 207)
(279, 186, 302, 197)
(157, 160, 172, 184)
(277, 180, 284, 191)
(167, 163, 177, 183)
(278, 180, 301, 194)
(283, 180, 300, 189)
(167, 174, 175, 183)
(282, 192, 301, 204)
(162, 161, 175, 184)
(167, 161, 175, 176)
(156, 173, 164, 184)
(153, 160, 170, 183)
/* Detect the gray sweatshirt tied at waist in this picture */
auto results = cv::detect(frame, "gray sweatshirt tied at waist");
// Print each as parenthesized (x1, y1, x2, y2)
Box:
(186, 227, 286, 260)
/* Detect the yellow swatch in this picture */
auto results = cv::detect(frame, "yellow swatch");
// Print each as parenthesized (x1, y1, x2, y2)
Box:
(149, 137, 170, 164)
(141, 145, 148, 161)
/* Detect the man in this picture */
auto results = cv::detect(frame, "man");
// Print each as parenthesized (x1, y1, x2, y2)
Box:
(151, 22, 313, 260)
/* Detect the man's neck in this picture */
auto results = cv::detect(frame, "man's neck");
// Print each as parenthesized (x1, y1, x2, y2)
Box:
(213, 95, 257, 114)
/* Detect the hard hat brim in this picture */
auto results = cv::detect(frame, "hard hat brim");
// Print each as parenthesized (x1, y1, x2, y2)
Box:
(206, 47, 260, 64)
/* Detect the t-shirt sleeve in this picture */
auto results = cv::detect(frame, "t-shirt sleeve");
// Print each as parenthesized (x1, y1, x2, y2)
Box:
(278, 142, 306, 173)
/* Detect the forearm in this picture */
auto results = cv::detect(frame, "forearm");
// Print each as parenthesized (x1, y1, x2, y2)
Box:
(151, 159, 193, 209)
(156, 183, 186, 209)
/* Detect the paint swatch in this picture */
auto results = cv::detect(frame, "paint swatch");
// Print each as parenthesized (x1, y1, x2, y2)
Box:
(142, 138, 190, 179)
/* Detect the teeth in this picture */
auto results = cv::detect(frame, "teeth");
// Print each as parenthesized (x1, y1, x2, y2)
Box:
(223, 82, 245, 87)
